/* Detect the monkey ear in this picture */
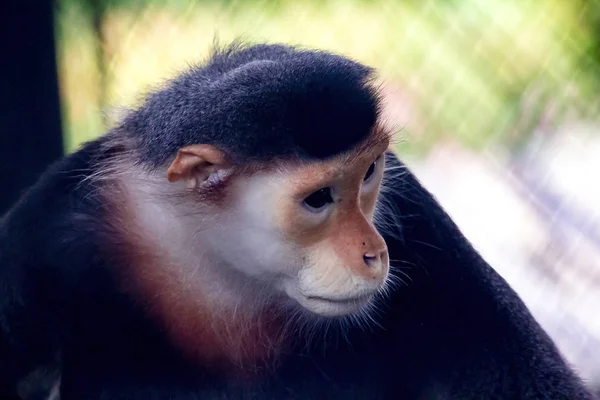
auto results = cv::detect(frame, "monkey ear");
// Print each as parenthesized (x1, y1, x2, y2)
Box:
(167, 144, 230, 188)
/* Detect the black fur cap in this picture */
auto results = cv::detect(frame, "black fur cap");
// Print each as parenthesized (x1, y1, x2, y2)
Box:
(119, 42, 381, 167)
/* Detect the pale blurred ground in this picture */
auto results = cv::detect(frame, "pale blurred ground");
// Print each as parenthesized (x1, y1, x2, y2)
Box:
(56, 0, 600, 390)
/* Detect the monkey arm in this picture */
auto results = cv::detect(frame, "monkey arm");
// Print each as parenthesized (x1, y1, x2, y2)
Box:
(0, 140, 115, 399)
(376, 151, 595, 399)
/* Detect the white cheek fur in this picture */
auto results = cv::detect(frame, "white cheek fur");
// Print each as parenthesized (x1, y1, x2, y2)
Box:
(120, 167, 298, 313)
(219, 173, 301, 278)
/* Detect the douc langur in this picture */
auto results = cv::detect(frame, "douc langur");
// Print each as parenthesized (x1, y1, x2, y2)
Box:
(0, 42, 595, 399)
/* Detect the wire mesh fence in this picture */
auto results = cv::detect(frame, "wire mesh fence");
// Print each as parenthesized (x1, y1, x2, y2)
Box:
(55, 0, 600, 389)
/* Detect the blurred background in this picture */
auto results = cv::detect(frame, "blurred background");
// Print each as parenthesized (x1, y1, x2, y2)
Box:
(2, 0, 600, 392)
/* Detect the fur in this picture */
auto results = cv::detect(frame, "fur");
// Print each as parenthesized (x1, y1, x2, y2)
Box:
(120, 41, 380, 167)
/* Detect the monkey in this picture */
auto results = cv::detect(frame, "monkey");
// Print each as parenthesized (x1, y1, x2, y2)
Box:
(0, 42, 595, 400)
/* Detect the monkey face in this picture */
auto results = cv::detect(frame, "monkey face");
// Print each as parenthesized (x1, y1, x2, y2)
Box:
(219, 140, 390, 317)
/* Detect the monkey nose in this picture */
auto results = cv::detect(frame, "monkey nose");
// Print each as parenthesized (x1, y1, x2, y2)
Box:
(363, 250, 386, 268)
(358, 249, 389, 282)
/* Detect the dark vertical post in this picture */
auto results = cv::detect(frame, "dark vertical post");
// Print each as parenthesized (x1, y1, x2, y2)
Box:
(0, 0, 64, 214)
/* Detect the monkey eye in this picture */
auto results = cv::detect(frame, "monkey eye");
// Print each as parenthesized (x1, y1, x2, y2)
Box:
(303, 188, 334, 212)
(364, 157, 379, 182)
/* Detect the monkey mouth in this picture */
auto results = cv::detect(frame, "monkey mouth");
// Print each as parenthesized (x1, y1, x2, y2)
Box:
(298, 292, 375, 316)
(306, 294, 373, 305)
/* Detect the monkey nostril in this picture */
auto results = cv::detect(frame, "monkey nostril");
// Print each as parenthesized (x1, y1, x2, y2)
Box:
(363, 252, 379, 267)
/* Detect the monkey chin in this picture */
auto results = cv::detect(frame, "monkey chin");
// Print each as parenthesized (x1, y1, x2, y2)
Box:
(288, 290, 378, 318)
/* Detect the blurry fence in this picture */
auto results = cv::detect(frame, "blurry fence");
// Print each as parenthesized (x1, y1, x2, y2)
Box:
(55, 0, 600, 389)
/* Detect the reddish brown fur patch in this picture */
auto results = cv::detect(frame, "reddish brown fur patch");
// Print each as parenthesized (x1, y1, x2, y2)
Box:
(101, 178, 286, 378)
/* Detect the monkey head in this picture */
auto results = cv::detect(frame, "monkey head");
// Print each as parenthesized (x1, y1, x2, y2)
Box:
(117, 43, 391, 321)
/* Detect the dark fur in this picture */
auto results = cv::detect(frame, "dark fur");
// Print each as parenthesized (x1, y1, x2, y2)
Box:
(0, 43, 595, 399)
(122, 42, 379, 167)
